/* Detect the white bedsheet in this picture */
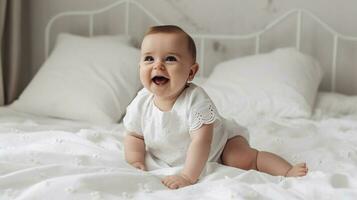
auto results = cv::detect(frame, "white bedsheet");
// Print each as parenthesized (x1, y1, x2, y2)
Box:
(1, 92, 357, 199)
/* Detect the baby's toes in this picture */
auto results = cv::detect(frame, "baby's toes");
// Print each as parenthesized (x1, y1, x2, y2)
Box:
(297, 163, 308, 170)
(300, 163, 308, 171)
(297, 167, 308, 176)
(296, 162, 306, 168)
(297, 170, 306, 176)
(301, 167, 308, 175)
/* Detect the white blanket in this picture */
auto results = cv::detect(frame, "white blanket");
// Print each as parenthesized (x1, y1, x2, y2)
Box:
(1, 92, 357, 199)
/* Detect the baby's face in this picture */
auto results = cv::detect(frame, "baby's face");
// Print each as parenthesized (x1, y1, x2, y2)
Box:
(139, 32, 197, 100)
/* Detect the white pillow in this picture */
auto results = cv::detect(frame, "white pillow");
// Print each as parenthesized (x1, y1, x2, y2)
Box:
(314, 92, 357, 117)
(202, 48, 323, 123)
(11, 33, 141, 124)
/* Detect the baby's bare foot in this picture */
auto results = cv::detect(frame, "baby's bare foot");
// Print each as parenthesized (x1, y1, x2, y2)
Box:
(285, 163, 308, 177)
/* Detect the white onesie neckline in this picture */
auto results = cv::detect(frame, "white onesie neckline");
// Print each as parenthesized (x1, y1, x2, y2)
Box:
(151, 85, 189, 113)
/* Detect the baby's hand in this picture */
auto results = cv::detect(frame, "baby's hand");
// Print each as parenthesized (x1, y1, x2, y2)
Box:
(131, 161, 146, 171)
(161, 174, 194, 189)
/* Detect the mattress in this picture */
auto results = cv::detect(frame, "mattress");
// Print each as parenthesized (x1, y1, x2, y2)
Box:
(1, 92, 357, 199)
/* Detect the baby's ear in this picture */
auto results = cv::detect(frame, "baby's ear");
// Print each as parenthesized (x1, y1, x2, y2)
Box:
(189, 63, 199, 80)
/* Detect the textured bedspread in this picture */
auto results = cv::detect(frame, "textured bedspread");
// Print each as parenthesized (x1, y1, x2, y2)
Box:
(1, 92, 357, 199)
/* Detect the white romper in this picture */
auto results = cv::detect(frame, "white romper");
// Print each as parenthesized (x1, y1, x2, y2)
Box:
(123, 83, 249, 168)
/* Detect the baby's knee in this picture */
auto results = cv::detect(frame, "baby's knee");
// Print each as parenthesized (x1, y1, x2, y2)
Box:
(222, 148, 258, 170)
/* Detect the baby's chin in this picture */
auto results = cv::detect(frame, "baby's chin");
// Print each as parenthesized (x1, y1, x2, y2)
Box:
(148, 84, 185, 99)
(148, 86, 172, 97)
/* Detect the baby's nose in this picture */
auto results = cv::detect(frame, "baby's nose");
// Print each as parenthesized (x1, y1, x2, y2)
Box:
(153, 61, 165, 70)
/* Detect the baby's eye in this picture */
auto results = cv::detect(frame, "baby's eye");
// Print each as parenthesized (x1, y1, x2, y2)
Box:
(144, 56, 154, 62)
(165, 56, 177, 62)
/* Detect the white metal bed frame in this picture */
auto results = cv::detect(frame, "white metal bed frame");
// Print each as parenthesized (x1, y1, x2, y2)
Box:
(45, 0, 357, 92)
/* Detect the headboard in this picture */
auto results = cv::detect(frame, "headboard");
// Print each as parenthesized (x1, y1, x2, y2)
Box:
(44, 0, 357, 94)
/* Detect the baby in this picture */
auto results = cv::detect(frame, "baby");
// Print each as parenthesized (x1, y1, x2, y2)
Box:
(123, 25, 308, 189)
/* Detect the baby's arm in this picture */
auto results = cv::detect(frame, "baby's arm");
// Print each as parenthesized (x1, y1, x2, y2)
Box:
(162, 123, 213, 189)
(124, 132, 146, 170)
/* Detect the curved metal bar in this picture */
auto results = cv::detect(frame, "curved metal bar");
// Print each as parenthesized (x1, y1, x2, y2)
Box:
(44, 1, 357, 91)
(45, 0, 127, 58)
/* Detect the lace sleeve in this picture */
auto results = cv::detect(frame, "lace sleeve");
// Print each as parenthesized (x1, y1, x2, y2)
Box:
(189, 103, 219, 132)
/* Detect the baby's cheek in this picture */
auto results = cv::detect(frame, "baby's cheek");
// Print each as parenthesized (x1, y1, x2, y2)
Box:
(139, 66, 150, 77)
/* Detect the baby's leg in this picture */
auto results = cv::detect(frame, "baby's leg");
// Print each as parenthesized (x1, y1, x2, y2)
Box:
(221, 136, 307, 177)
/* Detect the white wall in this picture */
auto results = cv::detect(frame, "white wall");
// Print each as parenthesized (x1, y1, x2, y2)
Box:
(28, 0, 357, 94)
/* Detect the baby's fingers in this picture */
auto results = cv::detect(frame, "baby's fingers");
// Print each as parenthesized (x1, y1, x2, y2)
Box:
(166, 179, 179, 189)
(161, 176, 171, 186)
(161, 177, 168, 185)
(132, 162, 146, 171)
(161, 176, 179, 189)
(139, 165, 147, 171)
(169, 182, 179, 189)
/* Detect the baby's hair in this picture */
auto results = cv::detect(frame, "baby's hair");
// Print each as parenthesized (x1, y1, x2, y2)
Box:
(144, 25, 196, 62)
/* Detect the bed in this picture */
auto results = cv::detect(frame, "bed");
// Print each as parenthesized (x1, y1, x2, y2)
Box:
(2, 92, 357, 199)
(1, 0, 357, 199)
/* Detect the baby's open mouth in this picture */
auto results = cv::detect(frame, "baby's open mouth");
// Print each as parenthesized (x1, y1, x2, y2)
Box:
(152, 76, 169, 85)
